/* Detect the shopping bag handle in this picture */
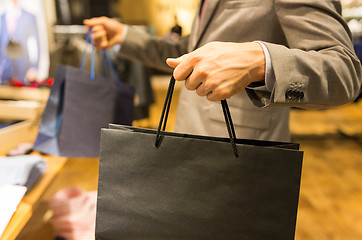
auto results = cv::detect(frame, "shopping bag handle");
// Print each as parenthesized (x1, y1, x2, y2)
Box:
(80, 28, 122, 86)
(221, 99, 239, 157)
(80, 28, 95, 80)
(102, 50, 122, 87)
(155, 76, 239, 158)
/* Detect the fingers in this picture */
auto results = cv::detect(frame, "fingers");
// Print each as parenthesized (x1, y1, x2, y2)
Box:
(172, 54, 194, 81)
(205, 92, 220, 102)
(205, 85, 236, 102)
(167, 53, 213, 97)
(84, 18, 107, 49)
(186, 70, 205, 91)
(167, 54, 194, 82)
(83, 17, 108, 27)
(92, 25, 106, 36)
(168, 42, 261, 102)
(166, 58, 181, 68)
(165, 47, 234, 102)
(91, 25, 108, 49)
(85, 17, 119, 49)
(195, 82, 212, 97)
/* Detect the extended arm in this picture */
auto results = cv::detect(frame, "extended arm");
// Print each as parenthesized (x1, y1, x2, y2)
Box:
(84, 17, 189, 72)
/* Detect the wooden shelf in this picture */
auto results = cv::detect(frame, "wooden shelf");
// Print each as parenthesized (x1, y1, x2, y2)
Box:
(0, 100, 45, 122)
(0, 120, 39, 155)
(0, 86, 49, 103)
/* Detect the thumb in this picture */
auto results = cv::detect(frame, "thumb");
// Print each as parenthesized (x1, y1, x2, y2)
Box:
(166, 55, 186, 68)
(166, 58, 181, 68)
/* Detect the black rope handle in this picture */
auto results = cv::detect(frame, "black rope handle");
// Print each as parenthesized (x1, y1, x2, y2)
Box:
(221, 100, 239, 157)
(155, 76, 176, 147)
(155, 76, 239, 158)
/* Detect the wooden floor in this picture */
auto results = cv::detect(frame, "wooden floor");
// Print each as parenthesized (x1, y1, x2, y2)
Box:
(16, 75, 362, 240)
(295, 137, 362, 240)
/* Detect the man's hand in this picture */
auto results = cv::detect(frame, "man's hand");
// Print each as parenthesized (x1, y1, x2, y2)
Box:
(83, 17, 125, 50)
(166, 42, 266, 101)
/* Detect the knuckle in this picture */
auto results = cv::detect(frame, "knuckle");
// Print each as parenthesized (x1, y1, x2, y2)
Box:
(185, 83, 192, 91)
(222, 88, 233, 99)
(206, 41, 218, 49)
(214, 91, 223, 100)
(196, 68, 208, 78)
(218, 89, 229, 99)
(213, 89, 228, 101)
(185, 80, 193, 90)
(190, 55, 202, 65)
(173, 69, 182, 81)
(196, 86, 206, 96)
(203, 80, 214, 91)
(96, 27, 105, 33)
(196, 88, 203, 96)
(206, 94, 217, 102)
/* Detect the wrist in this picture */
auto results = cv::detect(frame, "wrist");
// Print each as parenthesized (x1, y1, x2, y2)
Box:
(119, 24, 128, 44)
(245, 42, 266, 85)
(108, 23, 126, 47)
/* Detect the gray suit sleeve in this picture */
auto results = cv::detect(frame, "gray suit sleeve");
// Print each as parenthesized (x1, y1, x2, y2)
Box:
(247, 0, 362, 109)
(118, 25, 189, 73)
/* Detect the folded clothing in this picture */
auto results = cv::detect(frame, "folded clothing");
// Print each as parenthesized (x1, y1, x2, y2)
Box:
(0, 155, 47, 192)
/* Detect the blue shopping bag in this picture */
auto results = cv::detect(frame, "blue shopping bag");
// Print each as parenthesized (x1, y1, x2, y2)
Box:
(34, 30, 134, 157)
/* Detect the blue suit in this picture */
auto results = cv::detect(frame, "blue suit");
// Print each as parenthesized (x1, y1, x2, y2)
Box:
(0, 9, 40, 83)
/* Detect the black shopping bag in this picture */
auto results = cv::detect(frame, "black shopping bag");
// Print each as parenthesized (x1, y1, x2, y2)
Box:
(34, 30, 134, 157)
(95, 76, 304, 240)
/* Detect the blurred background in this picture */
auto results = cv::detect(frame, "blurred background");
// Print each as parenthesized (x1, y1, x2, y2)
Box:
(0, 1, 361, 240)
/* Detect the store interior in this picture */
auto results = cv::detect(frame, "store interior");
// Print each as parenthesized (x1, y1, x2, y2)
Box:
(0, 0, 362, 240)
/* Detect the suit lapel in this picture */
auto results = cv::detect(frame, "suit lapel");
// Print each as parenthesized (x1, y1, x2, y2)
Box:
(193, 0, 220, 49)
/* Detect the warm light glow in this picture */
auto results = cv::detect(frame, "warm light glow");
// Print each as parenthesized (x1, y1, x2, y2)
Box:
(119, 0, 200, 36)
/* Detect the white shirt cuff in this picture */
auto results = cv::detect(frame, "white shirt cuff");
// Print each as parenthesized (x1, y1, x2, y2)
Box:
(254, 41, 276, 92)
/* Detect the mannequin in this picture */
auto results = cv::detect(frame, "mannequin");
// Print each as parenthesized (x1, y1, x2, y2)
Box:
(0, 0, 40, 84)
